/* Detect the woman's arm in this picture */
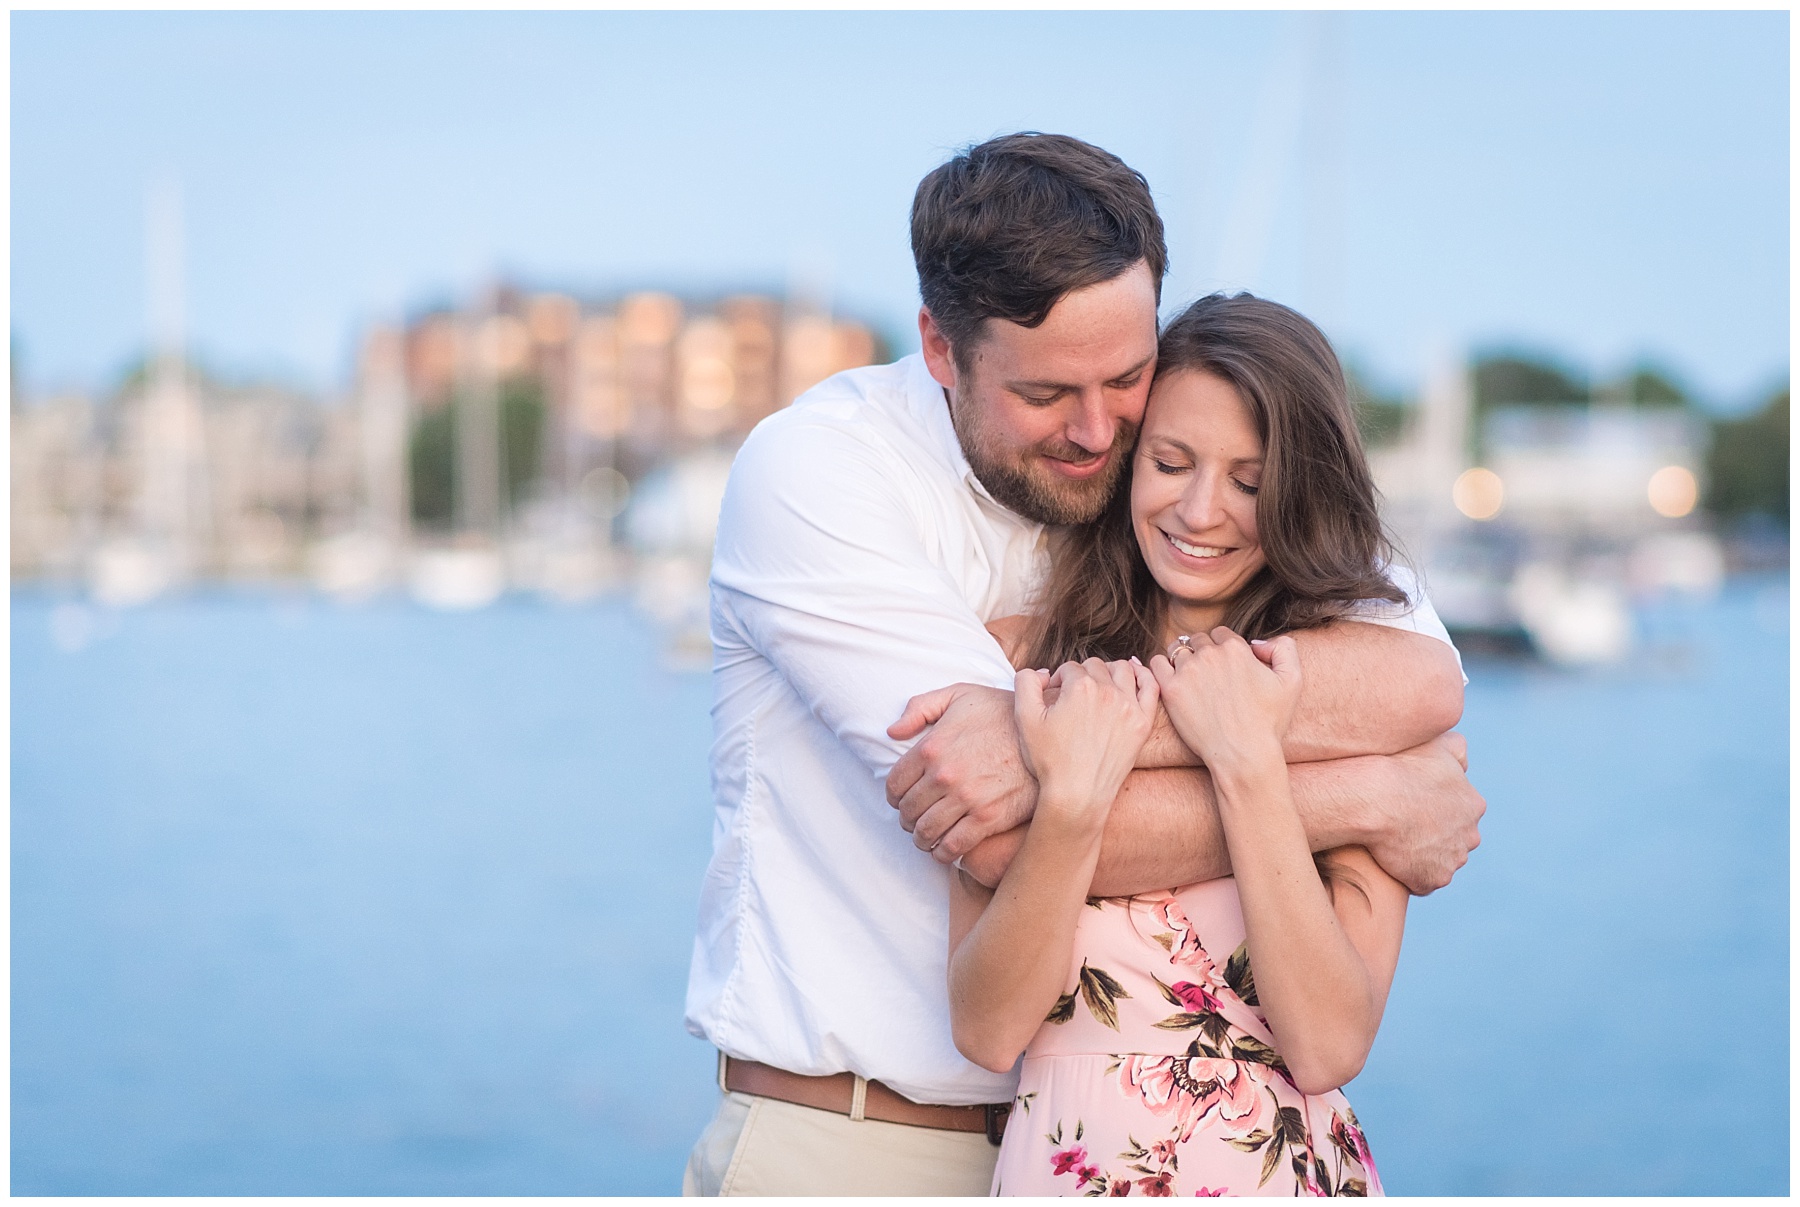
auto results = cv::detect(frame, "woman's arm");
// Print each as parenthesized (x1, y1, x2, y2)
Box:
(1151, 630, 1409, 1095)
(947, 814, 1106, 1073)
(1212, 771, 1408, 1092)
(946, 659, 1158, 1073)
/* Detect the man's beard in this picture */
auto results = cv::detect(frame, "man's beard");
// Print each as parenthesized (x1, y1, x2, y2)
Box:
(952, 397, 1137, 526)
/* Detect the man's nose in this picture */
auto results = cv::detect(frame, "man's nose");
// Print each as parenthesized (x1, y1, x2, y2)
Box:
(1065, 393, 1115, 454)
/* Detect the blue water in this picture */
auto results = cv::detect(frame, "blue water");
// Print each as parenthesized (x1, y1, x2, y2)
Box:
(11, 577, 1789, 1195)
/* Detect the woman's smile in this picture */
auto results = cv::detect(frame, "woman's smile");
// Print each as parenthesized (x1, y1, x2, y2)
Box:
(1160, 530, 1236, 561)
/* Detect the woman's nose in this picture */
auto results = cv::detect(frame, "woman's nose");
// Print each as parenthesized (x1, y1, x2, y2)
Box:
(1175, 476, 1224, 530)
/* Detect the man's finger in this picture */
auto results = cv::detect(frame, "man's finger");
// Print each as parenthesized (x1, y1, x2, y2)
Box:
(887, 685, 962, 741)
(1442, 731, 1470, 771)
(895, 766, 950, 831)
(910, 795, 972, 853)
(885, 742, 928, 809)
(931, 813, 996, 864)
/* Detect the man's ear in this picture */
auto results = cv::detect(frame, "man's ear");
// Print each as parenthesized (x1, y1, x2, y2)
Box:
(918, 307, 959, 391)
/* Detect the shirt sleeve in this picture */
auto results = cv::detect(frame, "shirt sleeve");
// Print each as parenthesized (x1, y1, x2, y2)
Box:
(710, 414, 1020, 782)
(1341, 562, 1468, 684)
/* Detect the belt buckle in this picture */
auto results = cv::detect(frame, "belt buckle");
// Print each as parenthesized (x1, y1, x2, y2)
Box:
(984, 1101, 1010, 1147)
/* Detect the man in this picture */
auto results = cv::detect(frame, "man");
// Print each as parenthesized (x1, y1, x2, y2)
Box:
(683, 132, 1482, 1196)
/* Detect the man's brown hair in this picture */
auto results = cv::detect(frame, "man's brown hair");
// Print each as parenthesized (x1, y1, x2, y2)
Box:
(910, 132, 1168, 368)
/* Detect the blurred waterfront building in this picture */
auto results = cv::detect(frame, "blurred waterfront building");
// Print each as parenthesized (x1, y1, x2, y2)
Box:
(1365, 357, 1729, 665)
(13, 371, 325, 599)
(11, 284, 880, 615)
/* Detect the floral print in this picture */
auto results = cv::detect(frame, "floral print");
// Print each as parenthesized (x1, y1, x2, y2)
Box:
(992, 883, 1383, 1197)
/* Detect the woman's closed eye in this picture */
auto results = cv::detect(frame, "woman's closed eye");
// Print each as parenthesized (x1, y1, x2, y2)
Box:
(1232, 477, 1259, 496)
(1151, 458, 1188, 476)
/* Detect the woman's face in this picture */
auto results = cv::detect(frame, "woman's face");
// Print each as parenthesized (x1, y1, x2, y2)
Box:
(1130, 368, 1267, 619)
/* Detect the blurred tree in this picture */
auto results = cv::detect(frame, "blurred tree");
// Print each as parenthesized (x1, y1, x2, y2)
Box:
(1705, 387, 1789, 526)
(409, 404, 455, 527)
(1619, 365, 1690, 408)
(1344, 361, 1410, 447)
(497, 377, 546, 505)
(1472, 352, 1588, 411)
(409, 377, 546, 529)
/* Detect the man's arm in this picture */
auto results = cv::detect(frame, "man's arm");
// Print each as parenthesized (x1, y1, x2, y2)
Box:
(713, 411, 1023, 801)
(888, 622, 1462, 863)
(959, 732, 1483, 897)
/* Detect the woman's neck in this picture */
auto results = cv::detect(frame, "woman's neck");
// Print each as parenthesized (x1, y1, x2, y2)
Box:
(1161, 599, 1229, 646)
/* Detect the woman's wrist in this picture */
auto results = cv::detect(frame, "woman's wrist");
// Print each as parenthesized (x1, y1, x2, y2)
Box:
(1029, 788, 1112, 842)
(1205, 737, 1288, 805)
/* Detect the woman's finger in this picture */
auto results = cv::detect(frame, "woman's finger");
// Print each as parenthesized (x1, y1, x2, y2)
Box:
(1132, 659, 1160, 709)
(1014, 666, 1046, 718)
(1104, 658, 1137, 694)
(1266, 634, 1302, 684)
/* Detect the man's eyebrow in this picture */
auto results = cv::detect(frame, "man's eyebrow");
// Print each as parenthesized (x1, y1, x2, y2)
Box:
(1005, 356, 1155, 392)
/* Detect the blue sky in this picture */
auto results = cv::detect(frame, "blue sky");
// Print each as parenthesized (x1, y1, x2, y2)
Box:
(11, 10, 1789, 409)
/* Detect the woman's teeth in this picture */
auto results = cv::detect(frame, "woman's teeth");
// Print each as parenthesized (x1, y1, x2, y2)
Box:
(1166, 532, 1228, 559)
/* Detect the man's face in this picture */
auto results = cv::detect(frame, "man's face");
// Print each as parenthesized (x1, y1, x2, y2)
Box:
(920, 261, 1160, 526)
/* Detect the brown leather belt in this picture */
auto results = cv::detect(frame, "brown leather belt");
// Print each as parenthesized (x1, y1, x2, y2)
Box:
(722, 1055, 1010, 1145)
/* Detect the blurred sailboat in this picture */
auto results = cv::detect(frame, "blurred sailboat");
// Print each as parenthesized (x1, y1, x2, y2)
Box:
(92, 178, 207, 607)
(625, 447, 733, 668)
(312, 322, 411, 600)
(410, 307, 505, 610)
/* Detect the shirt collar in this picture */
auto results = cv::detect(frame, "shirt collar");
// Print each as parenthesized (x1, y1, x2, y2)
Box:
(900, 352, 1009, 511)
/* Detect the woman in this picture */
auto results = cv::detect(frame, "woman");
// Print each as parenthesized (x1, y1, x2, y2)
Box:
(947, 293, 1408, 1196)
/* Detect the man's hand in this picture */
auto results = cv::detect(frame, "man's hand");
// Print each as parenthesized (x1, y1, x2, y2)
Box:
(886, 683, 1037, 863)
(1361, 732, 1484, 895)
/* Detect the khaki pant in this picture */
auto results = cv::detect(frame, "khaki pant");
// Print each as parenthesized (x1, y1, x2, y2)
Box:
(682, 1089, 1000, 1196)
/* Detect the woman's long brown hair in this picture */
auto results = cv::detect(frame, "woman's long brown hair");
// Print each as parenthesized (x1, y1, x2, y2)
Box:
(1022, 292, 1405, 669)
(1021, 292, 1406, 897)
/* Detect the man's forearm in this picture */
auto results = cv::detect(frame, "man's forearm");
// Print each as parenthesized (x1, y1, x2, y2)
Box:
(1135, 625, 1463, 769)
(1284, 623, 1463, 761)
(1085, 758, 1377, 896)
(963, 735, 1479, 898)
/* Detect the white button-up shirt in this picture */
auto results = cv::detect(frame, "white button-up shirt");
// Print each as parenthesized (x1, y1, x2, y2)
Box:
(684, 353, 1456, 1107)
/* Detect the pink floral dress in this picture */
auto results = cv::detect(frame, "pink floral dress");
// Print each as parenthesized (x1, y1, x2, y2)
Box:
(991, 879, 1383, 1197)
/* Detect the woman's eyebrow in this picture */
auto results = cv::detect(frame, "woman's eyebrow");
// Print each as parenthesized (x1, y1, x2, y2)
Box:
(1145, 436, 1196, 457)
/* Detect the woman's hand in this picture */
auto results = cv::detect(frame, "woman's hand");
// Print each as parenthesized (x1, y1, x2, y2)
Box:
(1149, 628, 1302, 777)
(1013, 658, 1159, 829)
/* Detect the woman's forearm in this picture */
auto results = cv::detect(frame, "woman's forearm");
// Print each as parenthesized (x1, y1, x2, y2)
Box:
(948, 805, 1105, 1073)
(1210, 752, 1383, 1094)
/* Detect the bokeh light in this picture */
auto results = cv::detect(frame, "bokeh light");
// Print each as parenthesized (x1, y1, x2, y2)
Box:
(1647, 464, 1699, 518)
(1452, 467, 1506, 520)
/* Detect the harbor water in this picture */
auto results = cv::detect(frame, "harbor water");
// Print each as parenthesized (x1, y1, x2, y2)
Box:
(11, 575, 1789, 1194)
